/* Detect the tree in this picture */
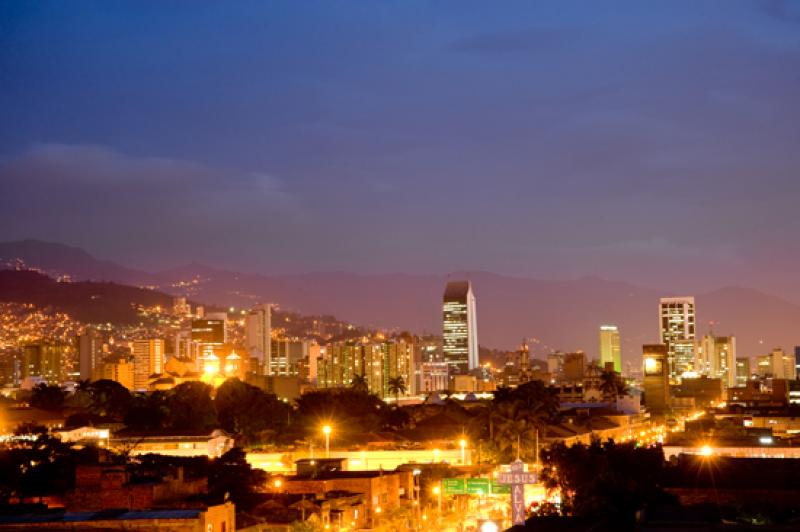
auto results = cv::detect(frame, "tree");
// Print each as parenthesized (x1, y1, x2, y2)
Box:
(484, 380, 560, 463)
(540, 439, 666, 527)
(387, 376, 406, 404)
(124, 391, 170, 431)
(215, 378, 289, 444)
(293, 389, 386, 442)
(600, 370, 630, 401)
(208, 447, 267, 511)
(85, 379, 133, 421)
(350, 374, 369, 393)
(167, 382, 217, 431)
(29, 383, 66, 411)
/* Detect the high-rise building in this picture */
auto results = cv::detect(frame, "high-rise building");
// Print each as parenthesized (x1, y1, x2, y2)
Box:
(132, 339, 164, 391)
(317, 338, 416, 399)
(659, 297, 696, 381)
(270, 339, 310, 376)
(598, 325, 621, 374)
(246, 304, 272, 374)
(695, 334, 736, 388)
(770, 347, 795, 380)
(191, 319, 226, 345)
(547, 352, 564, 379)
(21, 342, 65, 383)
(101, 358, 135, 390)
(442, 281, 479, 375)
(78, 328, 104, 381)
(735, 357, 750, 387)
(642, 344, 670, 413)
(755, 354, 771, 377)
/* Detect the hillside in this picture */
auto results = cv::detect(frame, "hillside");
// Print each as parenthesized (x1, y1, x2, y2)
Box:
(0, 269, 171, 324)
(2, 239, 800, 364)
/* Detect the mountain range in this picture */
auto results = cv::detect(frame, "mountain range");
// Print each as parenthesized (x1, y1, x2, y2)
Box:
(2, 239, 798, 366)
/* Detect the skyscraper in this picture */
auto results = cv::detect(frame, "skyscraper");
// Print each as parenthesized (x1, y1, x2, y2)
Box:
(659, 296, 696, 381)
(246, 304, 272, 374)
(442, 280, 479, 375)
(132, 339, 164, 391)
(598, 325, 622, 373)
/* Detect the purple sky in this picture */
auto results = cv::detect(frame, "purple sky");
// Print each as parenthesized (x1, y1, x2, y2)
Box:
(2, 1, 800, 300)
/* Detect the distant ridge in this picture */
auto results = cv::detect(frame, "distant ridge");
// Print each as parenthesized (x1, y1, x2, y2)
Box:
(1, 239, 799, 363)
(0, 269, 171, 324)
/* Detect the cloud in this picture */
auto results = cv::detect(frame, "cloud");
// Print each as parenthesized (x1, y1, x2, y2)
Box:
(0, 143, 297, 268)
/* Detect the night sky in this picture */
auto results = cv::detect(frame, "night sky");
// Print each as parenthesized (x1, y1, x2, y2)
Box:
(2, 1, 799, 299)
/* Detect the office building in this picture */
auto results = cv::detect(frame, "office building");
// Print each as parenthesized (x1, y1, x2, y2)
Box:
(78, 328, 104, 381)
(735, 357, 750, 387)
(598, 325, 621, 373)
(132, 339, 164, 391)
(101, 358, 135, 390)
(756, 354, 771, 377)
(771, 348, 796, 380)
(21, 342, 65, 383)
(245, 304, 272, 374)
(659, 296, 696, 381)
(643, 344, 670, 414)
(191, 319, 226, 345)
(695, 334, 736, 388)
(442, 280, 479, 375)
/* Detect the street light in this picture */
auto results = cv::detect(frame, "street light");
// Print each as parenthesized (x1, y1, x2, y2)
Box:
(459, 439, 467, 464)
(322, 425, 332, 458)
(432, 484, 442, 516)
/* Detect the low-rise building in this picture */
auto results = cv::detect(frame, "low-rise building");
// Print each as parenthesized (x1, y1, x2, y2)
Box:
(280, 458, 412, 527)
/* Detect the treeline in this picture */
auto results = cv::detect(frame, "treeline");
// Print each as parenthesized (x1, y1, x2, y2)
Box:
(28, 379, 413, 446)
(29, 379, 290, 445)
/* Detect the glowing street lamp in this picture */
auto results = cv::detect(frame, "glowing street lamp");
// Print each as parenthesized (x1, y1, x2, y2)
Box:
(322, 425, 332, 458)
(432, 484, 442, 515)
(459, 438, 467, 464)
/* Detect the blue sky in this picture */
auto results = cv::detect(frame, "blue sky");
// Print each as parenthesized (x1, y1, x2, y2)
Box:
(1, 1, 800, 297)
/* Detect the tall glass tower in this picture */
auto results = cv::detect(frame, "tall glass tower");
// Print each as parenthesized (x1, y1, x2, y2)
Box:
(442, 280, 479, 375)
(659, 296, 696, 382)
(599, 325, 622, 373)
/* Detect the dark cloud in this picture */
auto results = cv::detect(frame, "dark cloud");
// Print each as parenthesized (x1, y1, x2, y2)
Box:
(0, 144, 297, 269)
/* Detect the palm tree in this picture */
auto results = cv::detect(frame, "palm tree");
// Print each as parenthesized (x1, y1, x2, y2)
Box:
(599, 370, 618, 400)
(350, 374, 369, 394)
(387, 376, 406, 405)
(600, 370, 630, 400)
